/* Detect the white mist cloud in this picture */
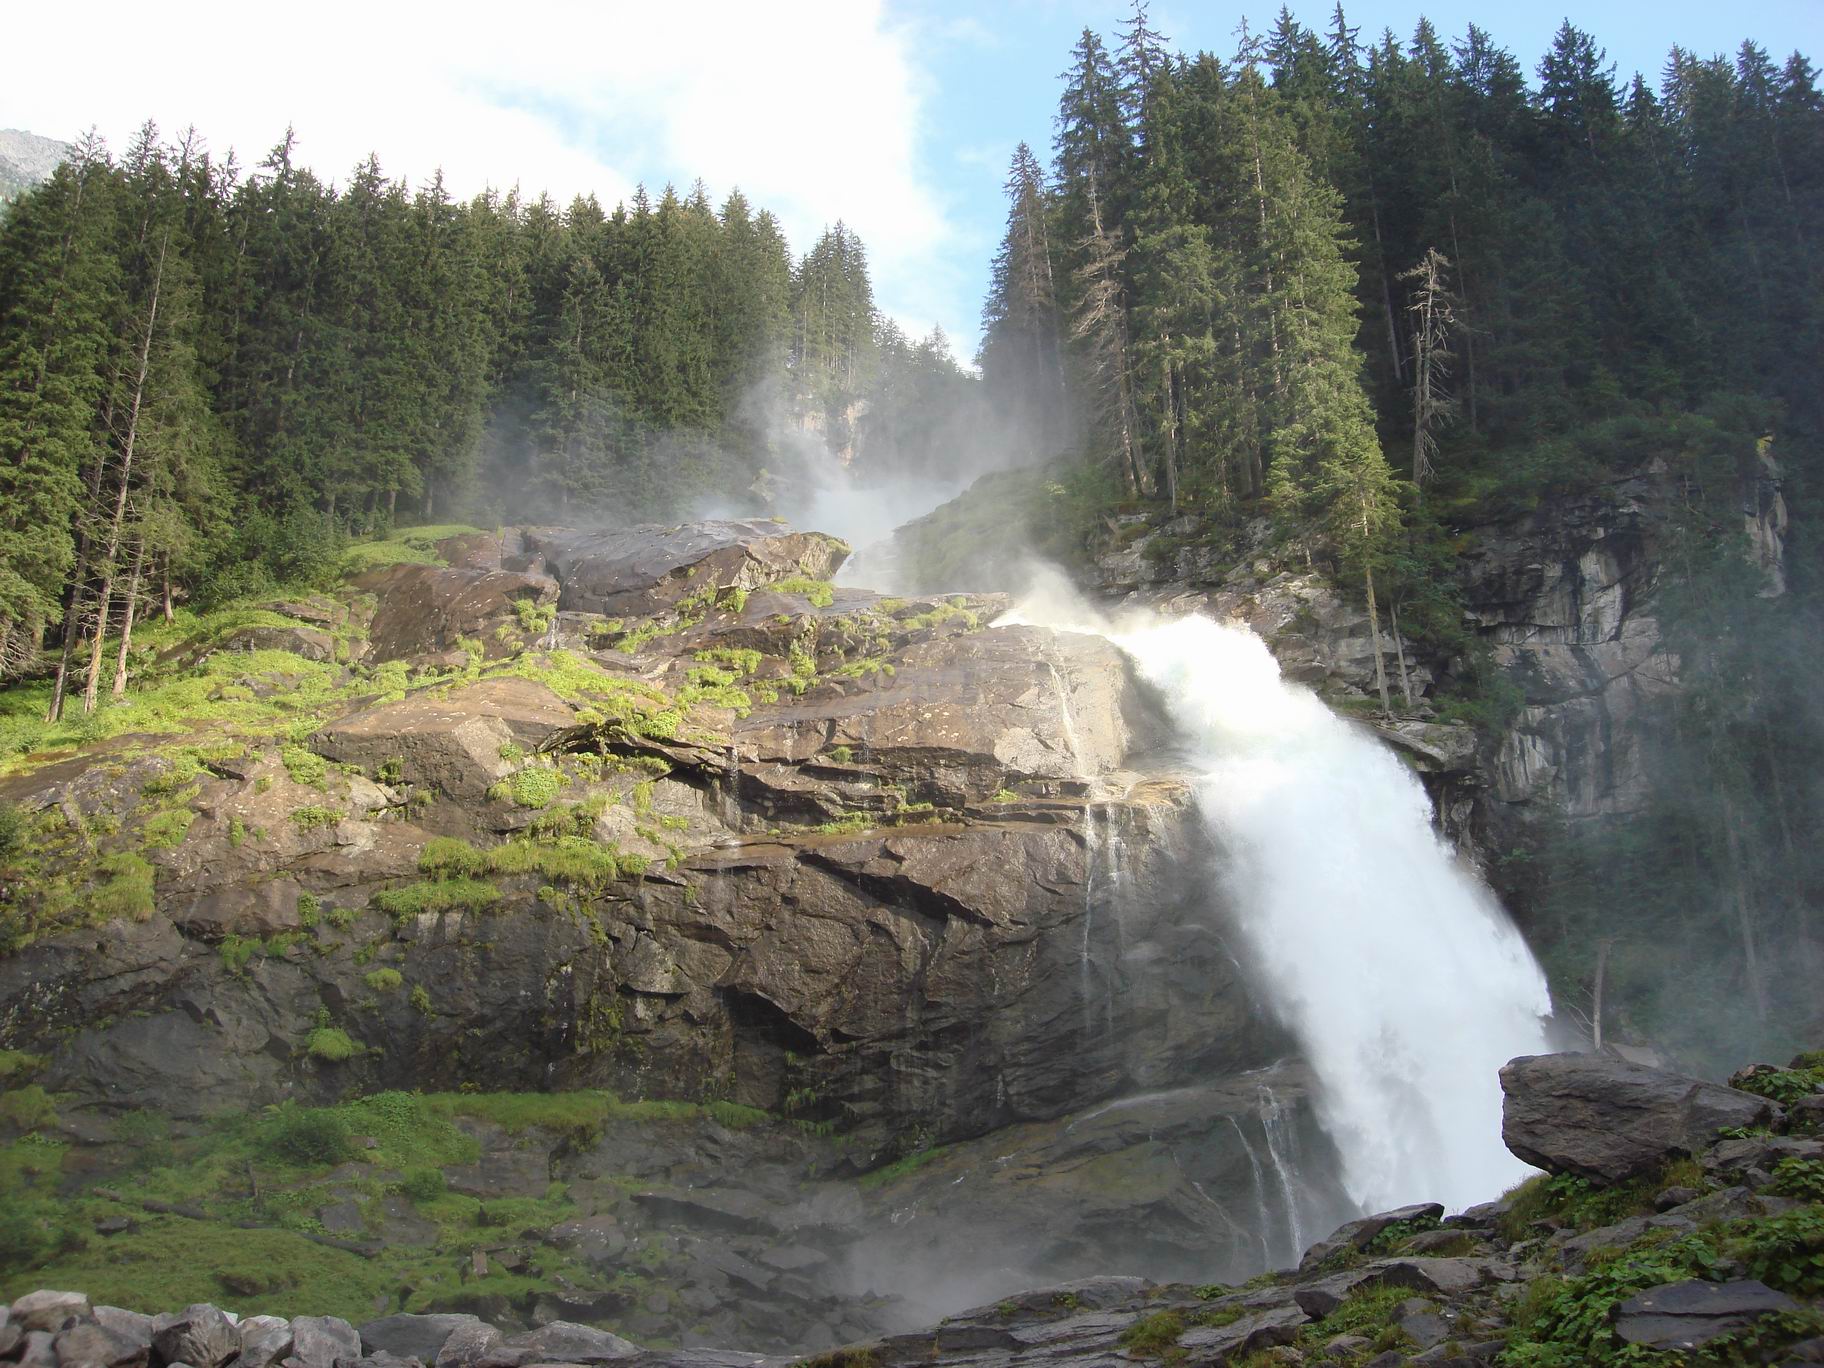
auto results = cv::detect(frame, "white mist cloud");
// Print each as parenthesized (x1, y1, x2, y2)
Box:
(2, 0, 964, 346)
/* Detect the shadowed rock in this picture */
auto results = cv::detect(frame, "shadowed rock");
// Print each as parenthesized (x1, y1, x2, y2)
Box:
(1500, 1053, 1777, 1183)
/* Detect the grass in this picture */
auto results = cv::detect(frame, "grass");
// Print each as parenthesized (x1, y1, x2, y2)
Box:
(1119, 1310, 1185, 1360)
(770, 577, 836, 608)
(858, 1145, 947, 1188)
(370, 878, 501, 920)
(336, 525, 484, 578)
(304, 1028, 359, 1062)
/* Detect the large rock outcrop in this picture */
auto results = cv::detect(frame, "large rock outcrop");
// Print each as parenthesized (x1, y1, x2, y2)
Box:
(0, 521, 1277, 1157)
(1500, 1052, 1779, 1183)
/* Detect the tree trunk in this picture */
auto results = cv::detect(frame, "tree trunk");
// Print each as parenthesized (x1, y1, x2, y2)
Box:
(1362, 557, 1392, 716)
(111, 538, 147, 698)
(84, 231, 169, 714)
(1388, 598, 1416, 709)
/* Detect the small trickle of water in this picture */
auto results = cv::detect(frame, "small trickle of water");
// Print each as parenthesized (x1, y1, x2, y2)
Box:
(1043, 653, 1087, 778)
(1225, 1115, 1276, 1267)
(1081, 803, 1103, 1049)
(1257, 1086, 1307, 1262)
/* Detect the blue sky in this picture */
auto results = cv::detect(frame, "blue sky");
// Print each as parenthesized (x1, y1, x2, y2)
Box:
(5, 1, 1819, 365)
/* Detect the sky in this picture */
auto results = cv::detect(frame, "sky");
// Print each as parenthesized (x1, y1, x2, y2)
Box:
(4, 0, 1819, 363)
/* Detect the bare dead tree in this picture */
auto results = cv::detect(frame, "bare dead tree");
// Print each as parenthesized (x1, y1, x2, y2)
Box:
(1401, 248, 1459, 490)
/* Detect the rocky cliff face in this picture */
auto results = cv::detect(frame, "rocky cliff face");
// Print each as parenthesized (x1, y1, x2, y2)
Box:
(0, 520, 1351, 1337)
(1086, 457, 1789, 875)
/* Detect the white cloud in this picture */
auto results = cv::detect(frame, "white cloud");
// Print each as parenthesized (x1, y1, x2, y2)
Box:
(2, 0, 962, 344)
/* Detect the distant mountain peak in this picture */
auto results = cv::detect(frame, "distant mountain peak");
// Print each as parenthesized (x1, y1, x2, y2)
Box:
(0, 128, 73, 202)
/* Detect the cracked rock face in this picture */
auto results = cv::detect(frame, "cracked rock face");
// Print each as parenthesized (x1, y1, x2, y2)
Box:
(0, 521, 1285, 1158)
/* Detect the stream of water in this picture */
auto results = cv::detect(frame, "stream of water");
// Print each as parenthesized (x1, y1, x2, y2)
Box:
(1004, 595, 1553, 1213)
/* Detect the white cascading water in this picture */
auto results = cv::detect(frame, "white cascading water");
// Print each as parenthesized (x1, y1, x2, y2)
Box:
(1005, 591, 1553, 1214)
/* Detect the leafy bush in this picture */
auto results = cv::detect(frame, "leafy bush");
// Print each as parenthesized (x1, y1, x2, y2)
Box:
(419, 836, 489, 879)
(1118, 1310, 1184, 1358)
(397, 1166, 446, 1203)
(363, 968, 403, 992)
(305, 1027, 359, 1062)
(259, 1104, 352, 1165)
(0, 801, 24, 861)
(1732, 1066, 1824, 1107)
(371, 878, 500, 919)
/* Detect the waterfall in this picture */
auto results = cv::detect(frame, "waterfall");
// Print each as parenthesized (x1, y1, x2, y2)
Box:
(1004, 596, 1552, 1214)
(1257, 1086, 1308, 1260)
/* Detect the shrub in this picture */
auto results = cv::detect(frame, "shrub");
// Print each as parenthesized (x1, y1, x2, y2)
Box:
(306, 1027, 359, 1062)
(364, 968, 403, 992)
(1118, 1311, 1184, 1359)
(397, 1166, 446, 1203)
(419, 836, 489, 879)
(260, 1104, 352, 1164)
(280, 744, 328, 787)
(371, 879, 500, 919)
(0, 801, 25, 861)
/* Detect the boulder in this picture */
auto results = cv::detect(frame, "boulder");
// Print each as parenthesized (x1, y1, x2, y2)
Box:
(1177, 1303, 1307, 1361)
(1298, 1204, 1444, 1271)
(238, 1317, 293, 1368)
(431, 1322, 500, 1368)
(353, 564, 559, 662)
(498, 1322, 638, 1364)
(1500, 1053, 1776, 1183)
(53, 1323, 146, 1368)
(359, 1315, 484, 1364)
(150, 1305, 239, 1368)
(217, 624, 338, 663)
(288, 1316, 361, 1368)
(1613, 1280, 1798, 1352)
(522, 521, 847, 618)
(11, 1294, 91, 1334)
(313, 677, 575, 798)
(91, 1310, 153, 1350)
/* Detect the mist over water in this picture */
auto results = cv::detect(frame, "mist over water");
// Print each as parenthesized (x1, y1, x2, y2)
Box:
(1003, 580, 1553, 1213)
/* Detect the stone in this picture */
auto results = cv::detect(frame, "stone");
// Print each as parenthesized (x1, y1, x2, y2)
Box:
(1654, 1186, 1700, 1211)
(1613, 1280, 1799, 1352)
(1368, 1257, 1494, 1297)
(11, 1294, 91, 1334)
(53, 1324, 145, 1368)
(521, 521, 848, 619)
(1393, 1298, 1450, 1350)
(238, 1317, 293, 1368)
(1299, 1204, 1445, 1271)
(443, 1151, 550, 1199)
(1500, 1053, 1776, 1183)
(353, 563, 559, 663)
(1703, 1135, 1824, 1188)
(17, 1331, 56, 1368)
(150, 1306, 239, 1368)
(1177, 1304, 1308, 1361)
(313, 678, 575, 799)
(217, 624, 338, 662)
(498, 1323, 638, 1364)
(288, 1317, 361, 1368)
(431, 1323, 500, 1368)
(89, 1311, 152, 1349)
(358, 1316, 486, 1365)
